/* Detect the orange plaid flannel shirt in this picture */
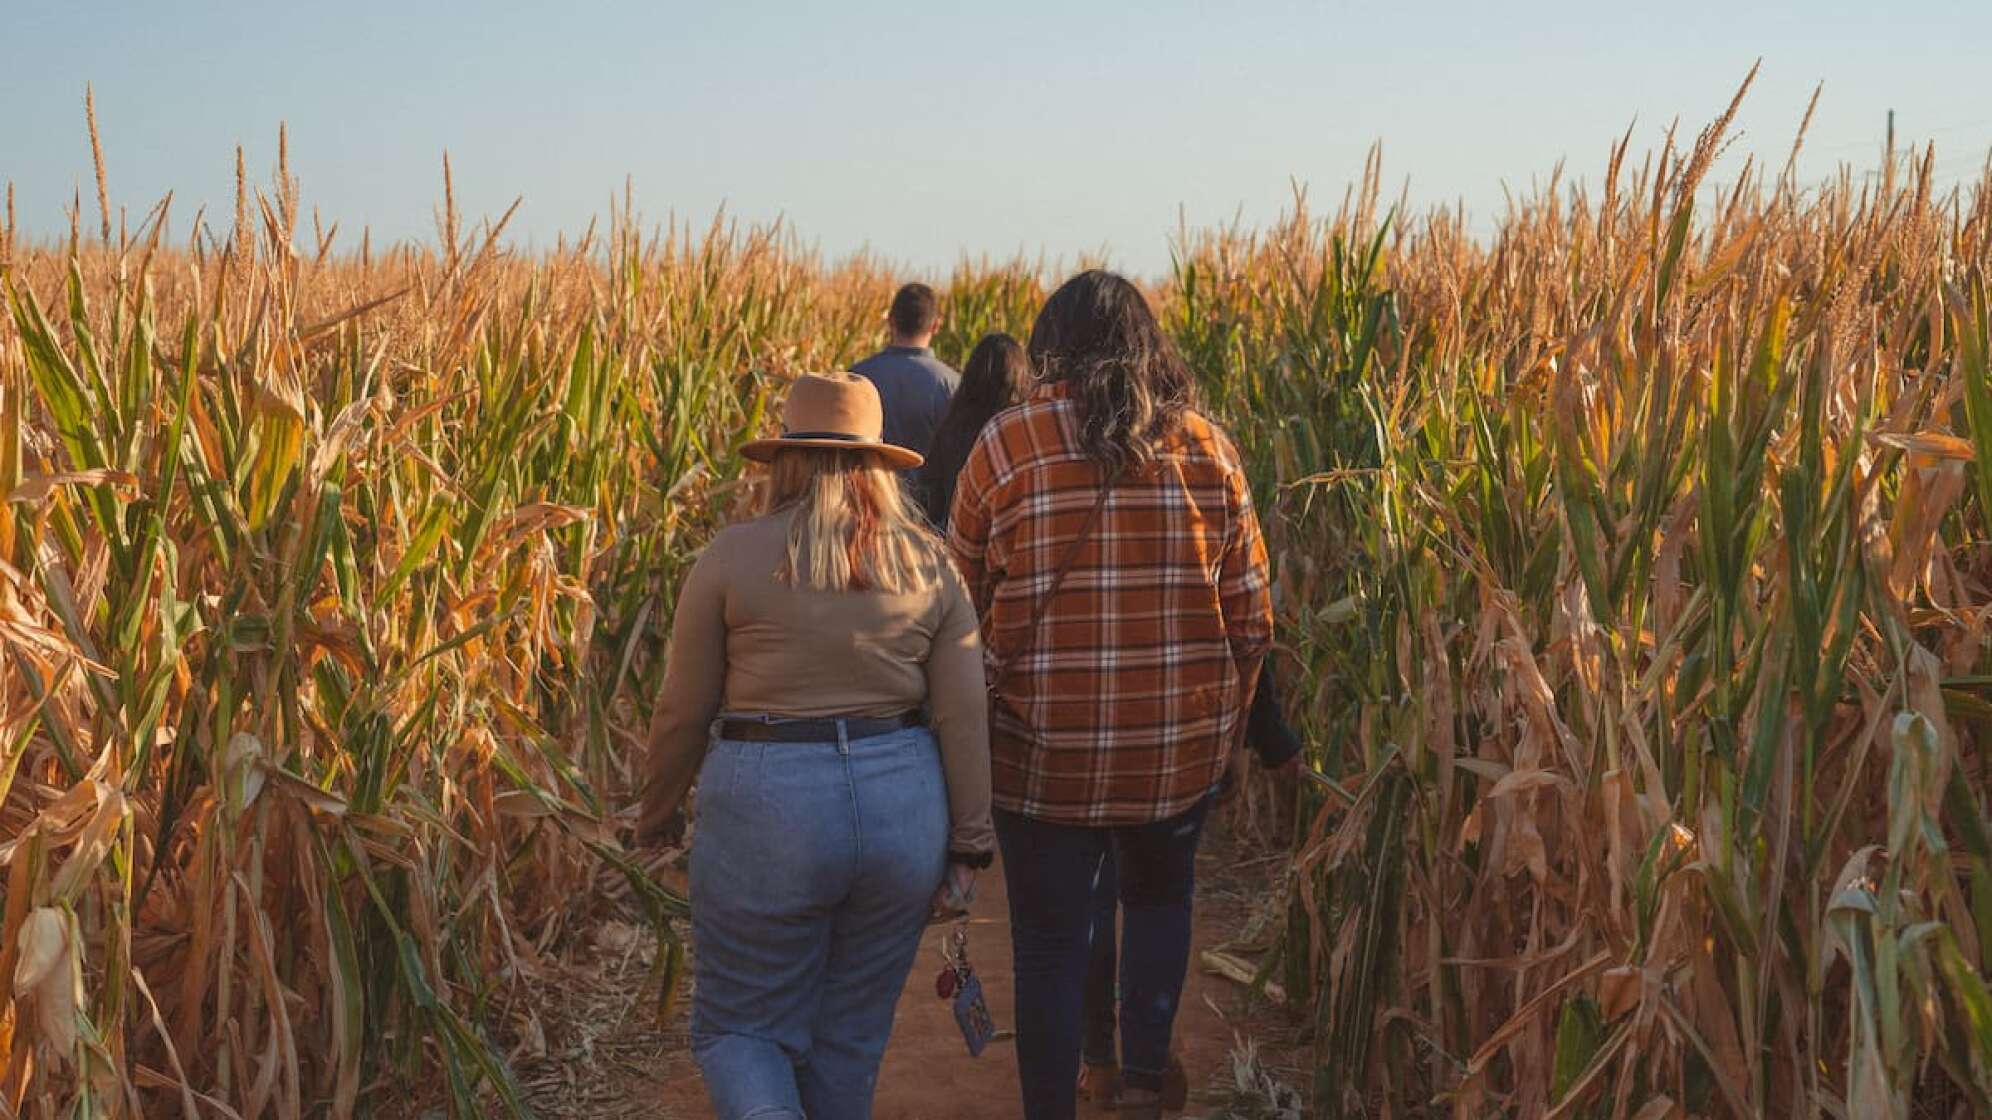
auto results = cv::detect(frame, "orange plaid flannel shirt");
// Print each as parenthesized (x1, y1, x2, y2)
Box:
(947, 384, 1274, 825)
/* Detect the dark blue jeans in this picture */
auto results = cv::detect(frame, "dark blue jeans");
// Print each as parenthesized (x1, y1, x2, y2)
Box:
(995, 797, 1212, 1120)
(1083, 663, 1300, 1070)
(1082, 854, 1122, 1066)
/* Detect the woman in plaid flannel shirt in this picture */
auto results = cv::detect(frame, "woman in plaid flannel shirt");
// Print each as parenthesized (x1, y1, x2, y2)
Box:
(948, 270, 1274, 1120)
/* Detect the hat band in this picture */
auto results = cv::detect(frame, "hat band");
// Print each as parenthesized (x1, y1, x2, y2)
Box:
(781, 430, 870, 442)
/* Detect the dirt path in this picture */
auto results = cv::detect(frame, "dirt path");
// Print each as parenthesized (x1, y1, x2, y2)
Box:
(503, 825, 1305, 1119)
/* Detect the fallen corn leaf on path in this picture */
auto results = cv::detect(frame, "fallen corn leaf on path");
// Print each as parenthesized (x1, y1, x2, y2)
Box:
(506, 825, 1305, 1119)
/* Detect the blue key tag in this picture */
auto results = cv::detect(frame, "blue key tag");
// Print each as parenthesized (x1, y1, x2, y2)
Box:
(940, 923, 996, 1057)
(954, 970, 994, 1056)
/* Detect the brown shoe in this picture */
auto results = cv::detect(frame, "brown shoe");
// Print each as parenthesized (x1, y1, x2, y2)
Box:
(1117, 1087, 1165, 1120)
(1079, 1060, 1120, 1112)
(1159, 1054, 1189, 1111)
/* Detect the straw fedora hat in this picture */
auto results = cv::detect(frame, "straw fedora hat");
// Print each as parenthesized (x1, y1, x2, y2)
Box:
(740, 371, 924, 470)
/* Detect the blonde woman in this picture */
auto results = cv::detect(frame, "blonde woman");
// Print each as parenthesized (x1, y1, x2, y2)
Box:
(638, 372, 991, 1120)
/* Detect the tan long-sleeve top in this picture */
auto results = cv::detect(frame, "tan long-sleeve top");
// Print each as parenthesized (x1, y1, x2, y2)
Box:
(638, 510, 994, 857)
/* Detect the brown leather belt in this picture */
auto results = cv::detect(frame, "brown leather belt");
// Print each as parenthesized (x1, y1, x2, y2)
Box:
(717, 711, 924, 744)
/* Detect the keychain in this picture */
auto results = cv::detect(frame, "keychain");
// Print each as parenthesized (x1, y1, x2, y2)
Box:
(935, 921, 996, 1056)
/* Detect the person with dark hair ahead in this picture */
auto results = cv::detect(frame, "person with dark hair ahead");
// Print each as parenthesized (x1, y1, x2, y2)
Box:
(852, 282, 959, 463)
(918, 332, 1030, 529)
(948, 270, 1274, 1120)
(923, 328, 1301, 1109)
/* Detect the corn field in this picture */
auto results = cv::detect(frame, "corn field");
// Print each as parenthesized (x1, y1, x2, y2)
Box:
(6, 79, 1992, 1117)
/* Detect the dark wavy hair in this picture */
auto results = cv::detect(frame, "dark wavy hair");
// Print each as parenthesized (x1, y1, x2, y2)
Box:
(1027, 269, 1195, 472)
(919, 332, 1030, 527)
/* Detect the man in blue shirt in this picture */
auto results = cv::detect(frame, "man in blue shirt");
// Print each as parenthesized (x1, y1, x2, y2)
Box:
(851, 283, 959, 460)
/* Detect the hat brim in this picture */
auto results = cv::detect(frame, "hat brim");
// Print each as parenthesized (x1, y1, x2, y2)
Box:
(740, 436, 924, 471)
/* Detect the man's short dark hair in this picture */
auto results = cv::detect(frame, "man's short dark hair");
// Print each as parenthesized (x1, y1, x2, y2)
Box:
(889, 283, 941, 338)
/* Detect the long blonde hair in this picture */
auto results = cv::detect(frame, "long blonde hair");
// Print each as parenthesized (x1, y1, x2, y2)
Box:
(764, 448, 942, 593)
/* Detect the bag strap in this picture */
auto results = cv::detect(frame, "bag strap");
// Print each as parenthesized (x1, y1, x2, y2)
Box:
(986, 465, 1121, 695)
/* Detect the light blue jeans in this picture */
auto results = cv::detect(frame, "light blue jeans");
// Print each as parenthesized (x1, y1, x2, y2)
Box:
(690, 724, 948, 1120)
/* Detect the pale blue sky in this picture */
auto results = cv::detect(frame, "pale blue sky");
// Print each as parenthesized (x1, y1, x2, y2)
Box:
(4, 1, 1989, 276)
